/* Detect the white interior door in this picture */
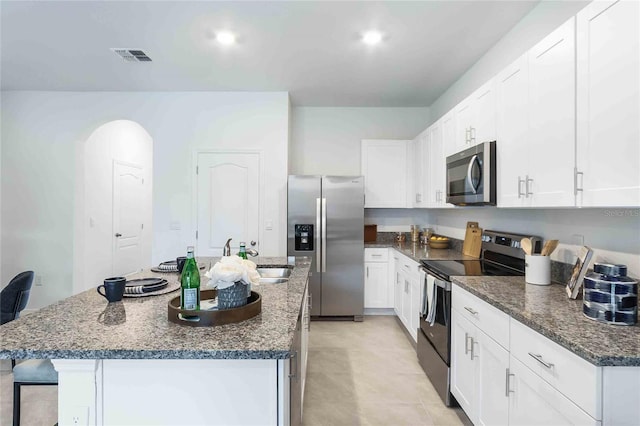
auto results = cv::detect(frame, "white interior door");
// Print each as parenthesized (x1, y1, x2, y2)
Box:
(113, 161, 144, 276)
(196, 152, 260, 256)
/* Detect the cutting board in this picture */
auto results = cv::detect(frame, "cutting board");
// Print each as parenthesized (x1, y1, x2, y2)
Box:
(462, 222, 482, 258)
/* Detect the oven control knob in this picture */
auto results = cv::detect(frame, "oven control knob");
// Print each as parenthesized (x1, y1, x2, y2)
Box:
(482, 235, 491, 242)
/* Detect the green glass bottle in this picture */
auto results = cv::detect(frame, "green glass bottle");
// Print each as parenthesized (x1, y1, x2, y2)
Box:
(238, 242, 248, 260)
(180, 246, 200, 310)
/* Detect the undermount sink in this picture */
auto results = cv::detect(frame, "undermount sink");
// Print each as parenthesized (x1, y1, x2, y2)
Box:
(256, 267, 292, 279)
(258, 277, 289, 284)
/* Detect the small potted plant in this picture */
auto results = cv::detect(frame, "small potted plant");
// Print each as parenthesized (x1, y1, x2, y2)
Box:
(205, 255, 261, 309)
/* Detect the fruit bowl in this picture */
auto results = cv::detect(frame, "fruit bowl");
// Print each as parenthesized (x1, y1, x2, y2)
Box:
(429, 235, 450, 249)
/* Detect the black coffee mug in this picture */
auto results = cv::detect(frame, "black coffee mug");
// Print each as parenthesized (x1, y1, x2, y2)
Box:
(97, 277, 126, 303)
(176, 256, 187, 274)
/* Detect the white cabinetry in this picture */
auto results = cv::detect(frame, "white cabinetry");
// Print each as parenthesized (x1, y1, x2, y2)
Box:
(427, 117, 450, 207)
(576, 0, 640, 207)
(361, 140, 411, 208)
(393, 252, 421, 342)
(412, 130, 429, 207)
(527, 18, 576, 207)
(364, 248, 392, 309)
(451, 285, 510, 425)
(450, 284, 638, 425)
(453, 79, 497, 155)
(496, 54, 529, 207)
(497, 18, 576, 207)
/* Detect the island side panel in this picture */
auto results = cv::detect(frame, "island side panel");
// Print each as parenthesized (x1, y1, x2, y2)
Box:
(52, 359, 101, 426)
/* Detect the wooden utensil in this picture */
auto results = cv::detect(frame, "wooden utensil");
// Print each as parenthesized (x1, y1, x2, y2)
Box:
(520, 238, 533, 255)
(462, 222, 482, 258)
(541, 240, 559, 256)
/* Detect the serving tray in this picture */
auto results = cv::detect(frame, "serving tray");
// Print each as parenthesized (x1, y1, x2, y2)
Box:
(167, 290, 261, 327)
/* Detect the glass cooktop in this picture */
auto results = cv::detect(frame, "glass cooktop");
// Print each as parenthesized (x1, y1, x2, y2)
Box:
(420, 259, 524, 281)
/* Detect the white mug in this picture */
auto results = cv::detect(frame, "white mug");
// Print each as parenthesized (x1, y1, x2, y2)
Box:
(525, 255, 551, 286)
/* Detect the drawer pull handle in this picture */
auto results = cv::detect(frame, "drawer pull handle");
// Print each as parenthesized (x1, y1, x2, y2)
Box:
(464, 306, 478, 315)
(505, 368, 514, 397)
(528, 352, 554, 369)
(371, 254, 383, 257)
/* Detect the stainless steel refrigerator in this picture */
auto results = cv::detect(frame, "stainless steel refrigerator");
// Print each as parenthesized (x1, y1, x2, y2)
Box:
(287, 175, 364, 320)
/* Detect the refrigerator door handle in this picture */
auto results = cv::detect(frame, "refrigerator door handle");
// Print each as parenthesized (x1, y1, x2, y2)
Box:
(316, 197, 321, 273)
(321, 197, 327, 273)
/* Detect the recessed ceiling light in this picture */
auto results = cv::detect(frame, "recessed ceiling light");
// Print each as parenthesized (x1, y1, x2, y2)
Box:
(216, 31, 236, 45)
(362, 31, 383, 46)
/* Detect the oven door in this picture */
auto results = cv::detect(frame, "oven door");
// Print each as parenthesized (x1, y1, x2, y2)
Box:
(446, 141, 496, 205)
(419, 273, 451, 364)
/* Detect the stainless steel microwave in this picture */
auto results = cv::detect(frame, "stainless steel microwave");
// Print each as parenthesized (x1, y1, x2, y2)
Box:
(446, 141, 496, 206)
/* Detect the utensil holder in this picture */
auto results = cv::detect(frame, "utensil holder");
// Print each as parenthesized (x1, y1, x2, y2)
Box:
(525, 255, 551, 286)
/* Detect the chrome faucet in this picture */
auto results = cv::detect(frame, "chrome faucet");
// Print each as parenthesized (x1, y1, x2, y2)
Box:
(246, 248, 259, 257)
(223, 238, 232, 256)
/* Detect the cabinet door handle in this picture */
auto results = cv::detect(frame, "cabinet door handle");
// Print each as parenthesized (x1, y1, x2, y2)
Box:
(574, 168, 584, 195)
(470, 127, 476, 143)
(528, 352, 554, 369)
(464, 306, 478, 315)
(517, 176, 525, 199)
(308, 293, 312, 310)
(505, 368, 514, 397)
(465, 127, 471, 144)
(470, 337, 476, 360)
(366, 266, 369, 279)
(525, 175, 533, 197)
(464, 332, 470, 355)
(289, 351, 298, 379)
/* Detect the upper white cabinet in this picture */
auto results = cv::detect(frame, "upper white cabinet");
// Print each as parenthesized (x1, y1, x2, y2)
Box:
(496, 54, 529, 207)
(576, 0, 640, 207)
(497, 18, 576, 207)
(427, 118, 448, 207)
(452, 79, 497, 156)
(412, 130, 429, 207)
(361, 140, 411, 208)
(527, 18, 576, 207)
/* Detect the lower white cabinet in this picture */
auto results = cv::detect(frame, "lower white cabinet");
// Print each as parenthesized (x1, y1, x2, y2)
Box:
(508, 355, 598, 426)
(451, 302, 510, 425)
(364, 248, 392, 309)
(393, 253, 402, 317)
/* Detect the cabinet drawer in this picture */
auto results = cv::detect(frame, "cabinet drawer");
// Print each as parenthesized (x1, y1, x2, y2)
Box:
(397, 253, 420, 277)
(510, 319, 601, 420)
(452, 284, 510, 349)
(364, 248, 388, 262)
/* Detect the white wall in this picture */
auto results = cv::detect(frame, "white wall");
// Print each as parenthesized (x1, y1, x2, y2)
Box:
(290, 107, 430, 175)
(1, 91, 289, 309)
(77, 120, 154, 294)
(428, 0, 589, 124)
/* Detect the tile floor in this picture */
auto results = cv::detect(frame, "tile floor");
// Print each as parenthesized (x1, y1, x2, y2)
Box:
(302, 316, 467, 426)
(0, 316, 466, 425)
(0, 365, 58, 426)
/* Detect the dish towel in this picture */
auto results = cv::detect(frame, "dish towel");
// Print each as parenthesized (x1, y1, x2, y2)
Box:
(426, 274, 437, 325)
(420, 269, 429, 316)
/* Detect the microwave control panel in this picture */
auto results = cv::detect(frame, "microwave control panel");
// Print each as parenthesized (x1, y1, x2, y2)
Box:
(294, 224, 314, 251)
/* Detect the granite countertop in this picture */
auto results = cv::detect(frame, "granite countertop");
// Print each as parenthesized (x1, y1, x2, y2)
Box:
(0, 256, 310, 360)
(365, 242, 476, 263)
(451, 276, 640, 367)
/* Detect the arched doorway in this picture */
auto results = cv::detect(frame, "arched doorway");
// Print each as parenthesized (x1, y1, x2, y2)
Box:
(74, 120, 153, 294)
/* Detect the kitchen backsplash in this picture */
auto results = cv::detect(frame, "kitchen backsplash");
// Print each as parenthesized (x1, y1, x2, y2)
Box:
(373, 231, 574, 285)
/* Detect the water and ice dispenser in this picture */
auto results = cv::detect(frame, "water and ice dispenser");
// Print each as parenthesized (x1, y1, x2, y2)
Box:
(294, 224, 314, 251)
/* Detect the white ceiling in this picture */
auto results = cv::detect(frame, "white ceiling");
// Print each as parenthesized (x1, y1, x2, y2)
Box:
(0, 1, 539, 106)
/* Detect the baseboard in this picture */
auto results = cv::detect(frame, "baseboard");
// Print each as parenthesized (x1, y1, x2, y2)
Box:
(363, 308, 396, 316)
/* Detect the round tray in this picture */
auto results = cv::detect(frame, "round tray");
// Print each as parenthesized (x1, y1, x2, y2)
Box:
(167, 290, 261, 327)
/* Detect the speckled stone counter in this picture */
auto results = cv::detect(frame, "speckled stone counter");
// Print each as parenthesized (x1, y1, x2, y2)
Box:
(365, 242, 476, 263)
(451, 276, 640, 366)
(0, 256, 310, 360)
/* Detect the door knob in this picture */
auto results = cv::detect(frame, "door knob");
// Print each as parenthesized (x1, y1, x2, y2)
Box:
(250, 241, 257, 246)
(115, 233, 122, 237)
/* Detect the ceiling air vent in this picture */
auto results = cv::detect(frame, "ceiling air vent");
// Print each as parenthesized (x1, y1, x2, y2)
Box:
(111, 48, 152, 62)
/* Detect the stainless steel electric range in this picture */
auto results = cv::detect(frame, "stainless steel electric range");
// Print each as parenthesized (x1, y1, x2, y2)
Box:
(417, 230, 541, 407)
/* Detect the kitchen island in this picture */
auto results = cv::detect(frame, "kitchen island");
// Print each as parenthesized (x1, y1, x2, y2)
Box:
(0, 256, 311, 426)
